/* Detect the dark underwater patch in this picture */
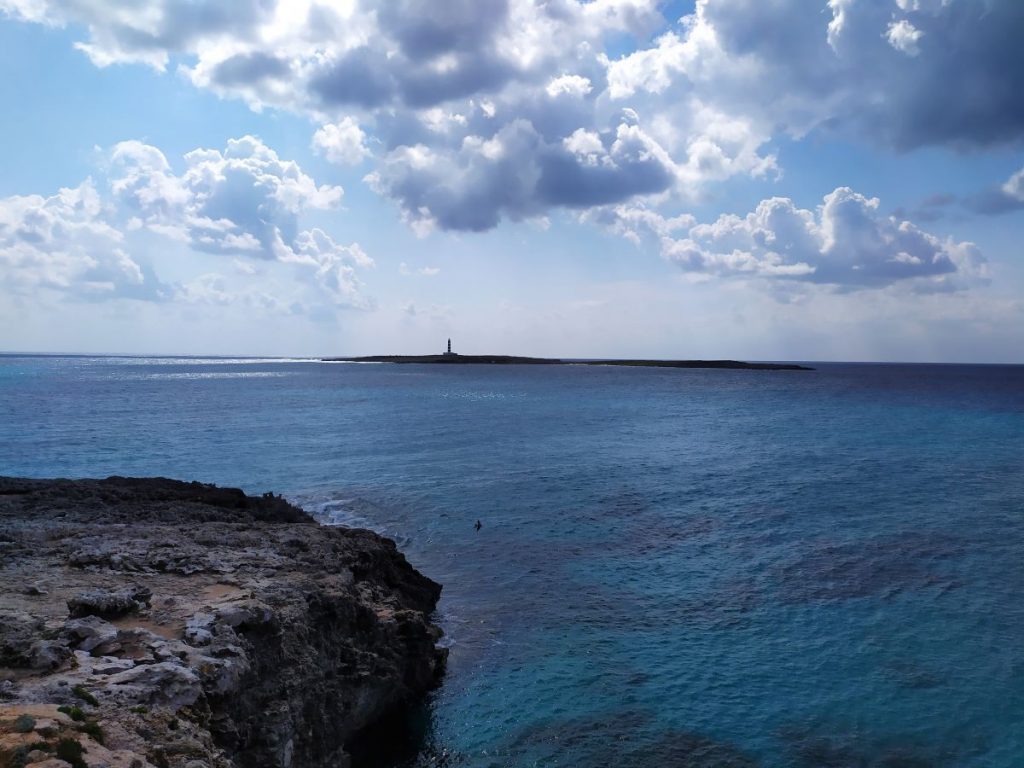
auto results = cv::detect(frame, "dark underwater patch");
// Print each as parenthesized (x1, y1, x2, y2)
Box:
(496, 709, 759, 767)
(772, 532, 964, 603)
(779, 722, 986, 768)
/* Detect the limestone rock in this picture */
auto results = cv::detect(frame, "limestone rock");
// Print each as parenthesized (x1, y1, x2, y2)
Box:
(106, 662, 203, 708)
(64, 617, 119, 653)
(67, 586, 153, 619)
(0, 476, 447, 768)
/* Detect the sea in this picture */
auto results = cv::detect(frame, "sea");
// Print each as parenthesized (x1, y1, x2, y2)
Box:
(1, 355, 1022, 767)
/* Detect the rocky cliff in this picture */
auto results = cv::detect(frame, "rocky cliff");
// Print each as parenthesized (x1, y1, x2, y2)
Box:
(0, 477, 447, 768)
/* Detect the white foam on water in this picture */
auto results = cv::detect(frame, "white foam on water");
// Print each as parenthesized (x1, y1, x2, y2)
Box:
(304, 497, 383, 532)
(141, 371, 293, 380)
(299, 495, 415, 549)
(92, 356, 319, 366)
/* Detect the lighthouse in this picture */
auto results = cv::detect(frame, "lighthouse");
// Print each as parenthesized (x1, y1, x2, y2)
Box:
(444, 338, 455, 356)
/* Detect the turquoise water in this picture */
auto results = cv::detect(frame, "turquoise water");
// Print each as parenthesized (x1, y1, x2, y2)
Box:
(1, 356, 1023, 766)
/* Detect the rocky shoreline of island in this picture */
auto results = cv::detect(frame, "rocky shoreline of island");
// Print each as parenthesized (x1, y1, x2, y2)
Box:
(323, 354, 813, 371)
(0, 476, 447, 768)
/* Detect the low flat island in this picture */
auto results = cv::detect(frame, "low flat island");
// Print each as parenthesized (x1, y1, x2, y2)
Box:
(323, 353, 813, 371)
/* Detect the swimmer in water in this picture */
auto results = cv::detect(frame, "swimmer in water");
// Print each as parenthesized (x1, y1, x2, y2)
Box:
(474, 519, 482, 531)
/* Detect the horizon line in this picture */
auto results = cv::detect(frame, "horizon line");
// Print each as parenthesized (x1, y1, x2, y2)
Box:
(1, 351, 1022, 366)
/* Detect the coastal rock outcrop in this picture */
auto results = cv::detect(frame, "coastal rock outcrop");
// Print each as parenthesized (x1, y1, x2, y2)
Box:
(0, 477, 447, 768)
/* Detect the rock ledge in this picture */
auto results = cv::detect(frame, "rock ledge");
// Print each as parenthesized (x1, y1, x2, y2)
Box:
(0, 476, 447, 768)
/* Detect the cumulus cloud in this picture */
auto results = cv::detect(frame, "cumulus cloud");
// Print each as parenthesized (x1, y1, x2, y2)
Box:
(0, 180, 165, 300)
(0, 135, 373, 308)
(286, 228, 374, 309)
(358, 76, 779, 230)
(365, 114, 687, 233)
(362, 95, 781, 231)
(0, 0, 780, 232)
(606, 0, 1024, 149)
(313, 118, 372, 165)
(4, 0, 1021, 242)
(601, 187, 986, 291)
(0, 0, 658, 112)
(886, 19, 923, 56)
(6, 1, 1022, 155)
(546, 74, 592, 98)
(110, 135, 344, 262)
(584, 204, 694, 245)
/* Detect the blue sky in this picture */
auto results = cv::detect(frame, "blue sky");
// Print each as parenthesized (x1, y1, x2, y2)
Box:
(1, 0, 1022, 361)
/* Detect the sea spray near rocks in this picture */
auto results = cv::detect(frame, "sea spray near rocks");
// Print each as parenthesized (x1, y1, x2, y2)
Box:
(0, 476, 447, 768)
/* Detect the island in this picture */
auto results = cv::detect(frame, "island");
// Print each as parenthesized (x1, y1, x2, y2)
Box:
(0, 476, 446, 768)
(325, 340, 813, 371)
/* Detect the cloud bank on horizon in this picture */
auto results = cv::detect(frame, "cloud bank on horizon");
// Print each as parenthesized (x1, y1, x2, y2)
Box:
(0, 0, 1022, 359)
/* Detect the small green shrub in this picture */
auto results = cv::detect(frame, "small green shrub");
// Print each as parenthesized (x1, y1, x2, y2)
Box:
(1, 742, 52, 768)
(55, 738, 88, 768)
(71, 685, 99, 706)
(57, 705, 86, 722)
(130, 705, 149, 715)
(12, 714, 35, 733)
(2, 746, 29, 768)
(78, 721, 105, 745)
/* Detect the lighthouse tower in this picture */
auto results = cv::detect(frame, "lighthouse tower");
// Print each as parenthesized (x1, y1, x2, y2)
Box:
(444, 338, 455, 356)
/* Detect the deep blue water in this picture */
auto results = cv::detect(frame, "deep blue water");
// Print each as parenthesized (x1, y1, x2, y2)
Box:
(1, 356, 1023, 766)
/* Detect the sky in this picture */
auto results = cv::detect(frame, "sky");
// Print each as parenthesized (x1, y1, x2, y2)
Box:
(0, 0, 1022, 362)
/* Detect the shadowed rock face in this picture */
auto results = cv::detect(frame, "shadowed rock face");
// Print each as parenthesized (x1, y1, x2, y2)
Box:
(0, 476, 447, 768)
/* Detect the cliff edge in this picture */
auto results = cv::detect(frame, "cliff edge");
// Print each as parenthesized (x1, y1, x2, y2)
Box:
(0, 477, 447, 768)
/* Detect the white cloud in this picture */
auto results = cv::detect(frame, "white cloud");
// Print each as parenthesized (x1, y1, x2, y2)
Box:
(0, 0, 784, 233)
(563, 128, 604, 160)
(313, 117, 371, 165)
(418, 108, 469, 134)
(604, 25, 710, 100)
(886, 19, 924, 56)
(0, 135, 373, 309)
(111, 135, 343, 261)
(6, 0, 1022, 155)
(585, 204, 694, 244)
(4, 0, 1022, 247)
(1, 0, 659, 113)
(827, 0, 856, 51)
(1001, 165, 1024, 202)
(604, 187, 986, 291)
(369, 114, 690, 232)
(546, 74, 592, 98)
(605, 0, 1024, 149)
(176, 273, 234, 305)
(676, 101, 778, 187)
(0, 180, 162, 300)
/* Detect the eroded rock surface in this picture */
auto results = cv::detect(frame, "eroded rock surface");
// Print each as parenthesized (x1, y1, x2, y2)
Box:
(0, 477, 446, 768)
